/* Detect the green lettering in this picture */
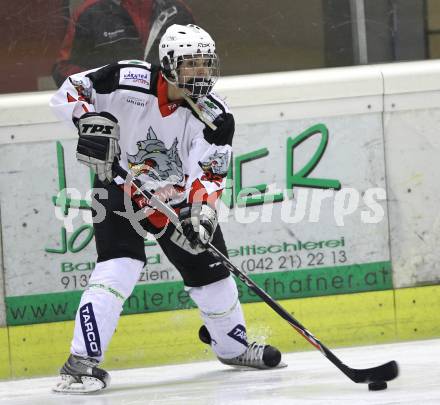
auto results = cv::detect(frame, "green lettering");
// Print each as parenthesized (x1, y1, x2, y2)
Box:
(51, 141, 93, 214)
(303, 242, 317, 250)
(45, 227, 67, 254)
(268, 245, 282, 253)
(75, 262, 93, 271)
(61, 262, 74, 272)
(68, 225, 94, 253)
(147, 254, 160, 265)
(283, 242, 298, 252)
(256, 246, 267, 254)
(325, 239, 341, 248)
(227, 249, 239, 257)
(52, 142, 68, 215)
(235, 148, 283, 207)
(286, 124, 341, 198)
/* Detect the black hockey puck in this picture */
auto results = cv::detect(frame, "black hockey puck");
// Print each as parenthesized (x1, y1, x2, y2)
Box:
(368, 381, 388, 391)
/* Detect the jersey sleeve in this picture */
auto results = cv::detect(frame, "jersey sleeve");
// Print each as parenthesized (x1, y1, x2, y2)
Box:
(186, 93, 235, 207)
(49, 68, 99, 129)
(50, 61, 155, 128)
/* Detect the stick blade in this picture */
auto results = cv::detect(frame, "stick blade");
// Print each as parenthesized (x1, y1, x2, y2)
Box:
(348, 360, 399, 383)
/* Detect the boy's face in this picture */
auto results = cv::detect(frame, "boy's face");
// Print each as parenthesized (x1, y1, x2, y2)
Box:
(176, 54, 219, 97)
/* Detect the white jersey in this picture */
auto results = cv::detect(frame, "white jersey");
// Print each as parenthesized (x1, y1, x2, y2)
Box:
(50, 60, 234, 215)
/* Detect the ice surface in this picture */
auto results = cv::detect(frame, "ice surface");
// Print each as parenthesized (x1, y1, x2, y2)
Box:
(0, 339, 438, 405)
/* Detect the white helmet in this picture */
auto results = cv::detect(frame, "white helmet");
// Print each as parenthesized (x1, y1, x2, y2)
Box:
(159, 24, 220, 98)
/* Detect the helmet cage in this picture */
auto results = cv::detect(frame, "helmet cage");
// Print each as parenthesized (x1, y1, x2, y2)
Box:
(163, 52, 219, 98)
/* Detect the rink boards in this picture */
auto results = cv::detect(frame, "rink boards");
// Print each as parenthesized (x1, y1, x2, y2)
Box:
(1, 60, 440, 378)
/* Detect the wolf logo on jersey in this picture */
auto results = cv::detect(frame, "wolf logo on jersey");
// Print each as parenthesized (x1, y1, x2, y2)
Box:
(69, 77, 92, 103)
(127, 127, 184, 184)
(199, 151, 229, 185)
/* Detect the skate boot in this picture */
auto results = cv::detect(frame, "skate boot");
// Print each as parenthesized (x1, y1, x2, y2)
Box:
(199, 325, 287, 370)
(218, 341, 285, 369)
(52, 354, 110, 394)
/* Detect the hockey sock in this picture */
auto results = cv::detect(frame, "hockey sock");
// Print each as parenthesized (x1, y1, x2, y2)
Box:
(188, 276, 248, 359)
(70, 258, 143, 362)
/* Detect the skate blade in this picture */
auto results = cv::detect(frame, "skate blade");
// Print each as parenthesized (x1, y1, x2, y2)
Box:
(52, 374, 106, 394)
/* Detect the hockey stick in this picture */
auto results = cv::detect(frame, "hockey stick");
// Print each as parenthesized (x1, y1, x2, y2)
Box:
(113, 162, 398, 385)
(143, 6, 177, 61)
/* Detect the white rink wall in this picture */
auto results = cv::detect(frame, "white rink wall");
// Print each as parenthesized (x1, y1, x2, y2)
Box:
(211, 61, 440, 290)
(0, 60, 440, 330)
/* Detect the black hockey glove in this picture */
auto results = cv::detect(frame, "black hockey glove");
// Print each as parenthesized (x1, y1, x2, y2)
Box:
(76, 112, 120, 185)
(203, 113, 234, 146)
(174, 203, 218, 254)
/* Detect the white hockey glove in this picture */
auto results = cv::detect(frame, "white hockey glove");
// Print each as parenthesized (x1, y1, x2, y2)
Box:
(172, 203, 218, 254)
(76, 112, 120, 185)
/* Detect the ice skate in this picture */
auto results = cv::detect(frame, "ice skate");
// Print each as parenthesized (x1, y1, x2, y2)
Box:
(52, 354, 110, 394)
(199, 325, 287, 370)
(219, 341, 287, 370)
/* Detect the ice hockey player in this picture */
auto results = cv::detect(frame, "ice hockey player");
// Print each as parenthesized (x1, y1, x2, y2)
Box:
(50, 23, 284, 394)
